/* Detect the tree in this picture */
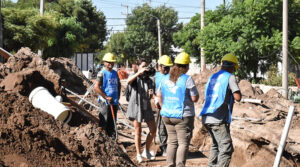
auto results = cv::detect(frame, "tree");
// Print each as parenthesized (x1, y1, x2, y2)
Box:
(173, 5, 228, 63)
(2, 0, 107, 58)
(125, 4, 180, 61)
(2, 8, 57, 53)
(52, 0, 107, 52)
(175, 0, 300, 80)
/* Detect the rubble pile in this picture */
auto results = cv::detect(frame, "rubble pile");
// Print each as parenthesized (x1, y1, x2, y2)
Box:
(0, 48, 136, 166)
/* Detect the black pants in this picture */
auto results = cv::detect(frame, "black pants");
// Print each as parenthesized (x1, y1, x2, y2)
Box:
(98, 104, 118, 137)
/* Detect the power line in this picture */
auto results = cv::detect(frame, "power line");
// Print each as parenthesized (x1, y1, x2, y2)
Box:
(107, 24, 127, 26)
(106, 17, 193, 20)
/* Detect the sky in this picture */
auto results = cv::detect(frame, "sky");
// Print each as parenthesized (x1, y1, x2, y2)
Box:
(11, 0, 229, 38)
(92, 0, 228, 36)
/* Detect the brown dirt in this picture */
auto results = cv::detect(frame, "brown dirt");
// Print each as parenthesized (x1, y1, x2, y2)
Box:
(1, 48, 300, 167)
(0, 48, 136, 166)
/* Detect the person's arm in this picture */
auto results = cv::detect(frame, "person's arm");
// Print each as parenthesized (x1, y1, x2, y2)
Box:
(127, 67, 148, 85)
(187, 77, 199, 102)
(229, 75, 242, 102)
(191, 95, 199, 102)
(157, 89, 163, 108)
(94, 72, 113, 103)
(233, 91, 241, 102)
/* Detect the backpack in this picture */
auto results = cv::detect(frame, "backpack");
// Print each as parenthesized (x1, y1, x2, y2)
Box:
(124, 79, 138, 102)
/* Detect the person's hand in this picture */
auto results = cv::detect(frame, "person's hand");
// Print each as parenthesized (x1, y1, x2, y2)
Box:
(106, 96, 113, 104)
(148, 89, 154, 97)
(138, 67, 149, 76)
(154, 97, 161, 109)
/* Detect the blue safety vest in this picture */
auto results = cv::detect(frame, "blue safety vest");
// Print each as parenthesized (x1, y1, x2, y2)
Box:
(199, 70, 233, 122)
(160, 74, 189, 119)
(100, 69, 119, 105)
(154, 72, 166, 94)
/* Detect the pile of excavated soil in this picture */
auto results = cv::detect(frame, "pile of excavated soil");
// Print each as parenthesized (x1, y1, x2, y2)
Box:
(0, 92, 135, 166)
(0, 47, 91, 95)
(0, 48, 136, 166)
(191, 70, 300, 167)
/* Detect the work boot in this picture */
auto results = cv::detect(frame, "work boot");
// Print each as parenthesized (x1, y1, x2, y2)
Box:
(142, 148, 155, 160)
(136, 154, 143, 164)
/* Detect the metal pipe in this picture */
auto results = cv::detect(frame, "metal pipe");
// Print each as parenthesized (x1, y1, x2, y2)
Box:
(241, 98, 262, 104)
(78, 82, 95, 105)
(232, 116, 263, 122)
(62, 86, 99, 109)
(273, 106, 295, 167)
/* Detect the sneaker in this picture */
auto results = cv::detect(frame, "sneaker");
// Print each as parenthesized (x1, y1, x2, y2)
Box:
(136, 154, 143, 163)
(162, 149, 167, 157)
(142, 148, 156, 160)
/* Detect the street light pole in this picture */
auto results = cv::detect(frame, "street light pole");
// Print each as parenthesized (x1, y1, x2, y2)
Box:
(0, 0, 3, 48)
(157, 19, 162, 58)
(282, 0, 288, 99)
(38, 0, 44, 57)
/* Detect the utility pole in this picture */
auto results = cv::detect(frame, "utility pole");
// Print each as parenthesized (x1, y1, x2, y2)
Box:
(0, 0, 3, 63)
(282, 0, 288, 99)
(121, 4, 129, 68)
(121, 4, 128, 17)
(0, 0, 3, 48)
(157, 19, 162, 58)
(200, 0, 206, 71)
(38, 0, 44, 57)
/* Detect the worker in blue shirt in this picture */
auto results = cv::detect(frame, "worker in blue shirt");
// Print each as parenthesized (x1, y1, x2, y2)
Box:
(200, 53, 242, 167)
(157, 52, 199, 167)
(154, 55, 173, 156)
(94, 53, 121, 138)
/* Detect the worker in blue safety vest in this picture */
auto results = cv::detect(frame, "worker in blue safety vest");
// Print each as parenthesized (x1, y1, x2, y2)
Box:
(94, 52, 121, 138)
(153, 55, 173, 157)
(157, 52, 199, 167)
(199, 53, 242, 167)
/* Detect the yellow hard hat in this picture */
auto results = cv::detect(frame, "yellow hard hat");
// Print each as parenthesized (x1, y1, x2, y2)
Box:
(158, 55, 173, 66)
(102, 53, 116, 62)
(174, 52, 191, 65)
(221, 53, 239, 70)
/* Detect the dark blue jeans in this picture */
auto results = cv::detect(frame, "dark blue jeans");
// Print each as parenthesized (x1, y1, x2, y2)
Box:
(204, 123, 234, 167)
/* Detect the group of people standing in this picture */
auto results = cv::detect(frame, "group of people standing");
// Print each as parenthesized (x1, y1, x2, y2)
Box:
(94, 52, 241, 167)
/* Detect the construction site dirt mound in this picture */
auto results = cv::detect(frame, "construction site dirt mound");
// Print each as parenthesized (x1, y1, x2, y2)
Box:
(0, 47, 91, 95)
(0, 48, 136, 166)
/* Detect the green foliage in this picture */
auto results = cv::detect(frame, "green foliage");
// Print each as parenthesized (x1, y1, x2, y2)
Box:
(52, 0, 107, 52)
(124, 4, 179, 61)
(2, 0, 16, 7)
(261, 65, 296, 86)
(173, 5, 228, 62)
(43, 16, 85, 58)
(99, 32, 135, 64)
(2, 0, 106, 58)
(3, 8, 56, 52)
(173, 0, 300, 80)
(173, 14, 200, 58)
